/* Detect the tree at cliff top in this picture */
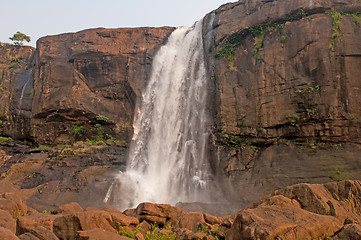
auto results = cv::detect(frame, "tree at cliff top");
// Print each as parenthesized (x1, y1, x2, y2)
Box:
(9, 31, 30, 46)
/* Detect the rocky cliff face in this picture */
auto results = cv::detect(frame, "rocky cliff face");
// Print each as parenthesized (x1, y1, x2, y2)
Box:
(0, 45, 34, 140)
(203, 0, 361, 204)
(32, 27, 174, 145)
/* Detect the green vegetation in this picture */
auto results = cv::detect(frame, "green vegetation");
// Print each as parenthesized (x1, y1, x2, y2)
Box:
(250, 25, 271, 60)
(0, 136, 13, 145)
(342, 12, 361, 25)
(215, 7, 311, 63)
(145, 223, 176, 240)
(237, 116, 246, 128)
(221, 134, 257, 151)
(0, 172, 8, 178)
(328, 11, 342, 51)
(286, 114, 300, 126)
(197, 224, 220, 239)
(118, 226, 142, 239)
(9, 57, 22, 69)
(96, 115, 109, 123)
(69, 125, 86, 143)
(9, 32, 31, 46)
(0, 85, 9, 94)
(59, 150, 75, 158)
(280, 35, 287, 43)
(38, 145, 51, 149)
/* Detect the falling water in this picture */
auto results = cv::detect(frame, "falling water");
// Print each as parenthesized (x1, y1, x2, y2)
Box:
(105, 19, 214, 209)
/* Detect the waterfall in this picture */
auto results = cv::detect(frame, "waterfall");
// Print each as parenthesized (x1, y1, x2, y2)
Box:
(105, 19, 214, 209)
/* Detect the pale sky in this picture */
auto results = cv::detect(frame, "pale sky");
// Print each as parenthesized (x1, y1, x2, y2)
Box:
(1, 0, 235, 47)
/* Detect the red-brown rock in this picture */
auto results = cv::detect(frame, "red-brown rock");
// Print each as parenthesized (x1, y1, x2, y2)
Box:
(0, 209, 16, 233)
(171, 212, 205, 232)
(18, 233, 40, 240)
(78, 228, 132, 240)
(55, 202, 83, 214)
(17, 213, 55, 235)
(226, 180, 361, 239)
(203, 0, 361, 207)
(32, 27, 174, 145)
(27, 226, 58, 240)
(0, 194, 30, 219)
(0, 226, 19, 240)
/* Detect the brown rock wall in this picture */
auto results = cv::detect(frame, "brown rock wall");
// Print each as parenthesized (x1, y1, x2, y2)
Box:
(32, 27, 174, 145)
(203, 0, 361, 206)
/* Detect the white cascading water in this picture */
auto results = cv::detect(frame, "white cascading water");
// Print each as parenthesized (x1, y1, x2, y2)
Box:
(105, 19, 213, 209)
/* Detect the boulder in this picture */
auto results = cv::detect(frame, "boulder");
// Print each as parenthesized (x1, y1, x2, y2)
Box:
(55, 202, 83, 214)
(78, 228, 133, 240)
(171, 212, 205, 232)
(226, 202, 341, 239)
(27, 226, 58, 240)
(0, 209, 16, 233)
(226, 180, 361, 239)
(125, 202, 183, 225)
(331, 224, 361, 239)
(135, 202, 183, 220)
(0, 226, 19, 240)
(0, 194, 30, 219)
(175, 228, 196, 240)
(53, 214, 81, 240)
(17, 213, 55, 235)
(18, 233, 40, 240)
(101, 206, 139, 226)
(76, 209, 117, 232)
(203, 213, 222, 225)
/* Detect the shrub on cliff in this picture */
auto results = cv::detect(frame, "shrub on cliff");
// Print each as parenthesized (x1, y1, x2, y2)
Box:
(9, 31, 30, 46)
(69, 125, 86, 143)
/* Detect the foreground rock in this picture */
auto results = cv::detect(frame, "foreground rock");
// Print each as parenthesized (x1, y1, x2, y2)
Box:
(0, 180, 359, 239)
(227, 180, 361, 239)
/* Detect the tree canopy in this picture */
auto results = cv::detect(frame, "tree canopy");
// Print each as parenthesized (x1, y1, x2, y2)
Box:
(9, 32, 31, 46)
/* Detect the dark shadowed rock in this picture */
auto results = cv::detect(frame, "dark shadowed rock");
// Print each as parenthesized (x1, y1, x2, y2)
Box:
(53, 214, 81, 240)
(331, 224, 361, 240)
